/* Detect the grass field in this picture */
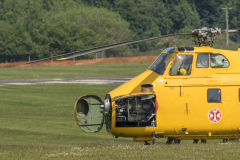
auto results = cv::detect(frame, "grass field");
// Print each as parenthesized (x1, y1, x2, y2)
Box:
(0, 62, 152, 80)
(1, 84, 240, 160)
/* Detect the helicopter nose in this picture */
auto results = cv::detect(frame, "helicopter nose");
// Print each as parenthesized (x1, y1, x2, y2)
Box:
(99, 98, 111, 114)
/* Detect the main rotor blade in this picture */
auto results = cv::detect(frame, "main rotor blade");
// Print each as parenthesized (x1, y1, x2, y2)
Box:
(57, 33, 192, 61)
(222, 29, 240, 33)
(27, 32, 191, 64)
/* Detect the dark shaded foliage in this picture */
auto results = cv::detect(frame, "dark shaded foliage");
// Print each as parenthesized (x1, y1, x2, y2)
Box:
(0, 0, 239, 62)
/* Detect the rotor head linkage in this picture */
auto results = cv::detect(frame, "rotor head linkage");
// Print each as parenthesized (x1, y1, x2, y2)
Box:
(191, 27, 221, 46)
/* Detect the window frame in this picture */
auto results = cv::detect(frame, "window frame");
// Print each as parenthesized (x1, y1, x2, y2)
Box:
(239, 88, 240, 102)
(196, 53, 209, 68)
(149, 53, 172, 75)
(168, 54, 193, 76)
(210, 54, 230, 68)
(207, 88, 221, 103)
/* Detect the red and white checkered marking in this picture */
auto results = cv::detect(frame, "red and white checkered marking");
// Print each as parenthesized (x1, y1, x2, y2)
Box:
(208, 108, 222, 123)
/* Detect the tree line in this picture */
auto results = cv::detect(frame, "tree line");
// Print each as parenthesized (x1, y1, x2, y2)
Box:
(0, 0, 239, 62)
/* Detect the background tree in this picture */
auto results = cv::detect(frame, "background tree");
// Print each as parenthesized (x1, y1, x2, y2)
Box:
(0, 0, 240, 62)
(42, 7, 132, 59)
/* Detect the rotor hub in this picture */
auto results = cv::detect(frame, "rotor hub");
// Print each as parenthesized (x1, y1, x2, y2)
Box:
(191, 27, 222, 46)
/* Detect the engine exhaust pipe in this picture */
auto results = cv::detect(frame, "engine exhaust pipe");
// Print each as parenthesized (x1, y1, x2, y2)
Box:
(141, 84, 153, 92)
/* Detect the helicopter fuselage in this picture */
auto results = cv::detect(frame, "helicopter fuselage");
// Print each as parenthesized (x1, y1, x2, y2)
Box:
(105, 46, 240, 141)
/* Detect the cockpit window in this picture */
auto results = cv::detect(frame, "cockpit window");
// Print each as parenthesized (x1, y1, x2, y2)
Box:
(149, 53, 171, 75)
(169, 55, 193, 76)
(210, 54, 229, 68)
(197, 54, 209, 68)
(163, 47, 175, 54)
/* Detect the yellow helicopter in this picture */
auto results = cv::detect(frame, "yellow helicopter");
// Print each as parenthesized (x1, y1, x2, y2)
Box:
(28, 27, 240, 145)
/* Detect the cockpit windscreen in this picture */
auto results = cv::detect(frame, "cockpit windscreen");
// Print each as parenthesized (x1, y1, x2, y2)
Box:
(149, 53, 171, 75)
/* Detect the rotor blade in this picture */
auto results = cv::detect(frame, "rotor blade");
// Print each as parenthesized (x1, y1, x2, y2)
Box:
(27, 32, 192, 64)
(222, 29, 240, 33)
(57, 33, 192, 61)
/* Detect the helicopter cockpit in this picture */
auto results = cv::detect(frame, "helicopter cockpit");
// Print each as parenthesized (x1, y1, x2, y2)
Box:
(149, 47, 194, 76)
(149, 47, 174, 75)
(149, 47, 231, 77)
(149, 53, 171, 75)
(169, 54, 193, 76)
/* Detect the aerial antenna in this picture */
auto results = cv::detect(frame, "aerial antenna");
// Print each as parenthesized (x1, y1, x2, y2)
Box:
(215, 11, 225, 28)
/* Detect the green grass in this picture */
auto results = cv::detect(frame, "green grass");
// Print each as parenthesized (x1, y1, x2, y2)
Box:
(0, 62, 152, 80)
(0, 84, 240, 159)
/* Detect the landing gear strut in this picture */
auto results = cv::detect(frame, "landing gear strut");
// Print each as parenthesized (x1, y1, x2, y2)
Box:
(174, 139, 181, 144)
(166, 137, 181, 144)
(193, 139, 199, 143)
(193, 139, 207, 143)
(144, 141, 150, 145)
(152, 132, 156, 144)
(166, 137, 174, 144)
(201, 139, 207, 143)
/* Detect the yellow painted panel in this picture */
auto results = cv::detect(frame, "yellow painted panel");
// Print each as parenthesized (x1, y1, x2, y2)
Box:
(106, 46, 240, 140)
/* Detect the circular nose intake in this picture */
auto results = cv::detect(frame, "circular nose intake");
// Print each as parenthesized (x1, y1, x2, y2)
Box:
(74, 95, 104, 133)
(76, 99, 89, 117)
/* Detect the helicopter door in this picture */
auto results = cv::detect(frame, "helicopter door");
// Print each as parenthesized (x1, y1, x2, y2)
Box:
(74, 95, 104, 133)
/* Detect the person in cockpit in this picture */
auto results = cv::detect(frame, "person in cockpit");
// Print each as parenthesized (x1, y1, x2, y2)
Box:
(197, 54, 209, 68)
(177, 55, 193, 75)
